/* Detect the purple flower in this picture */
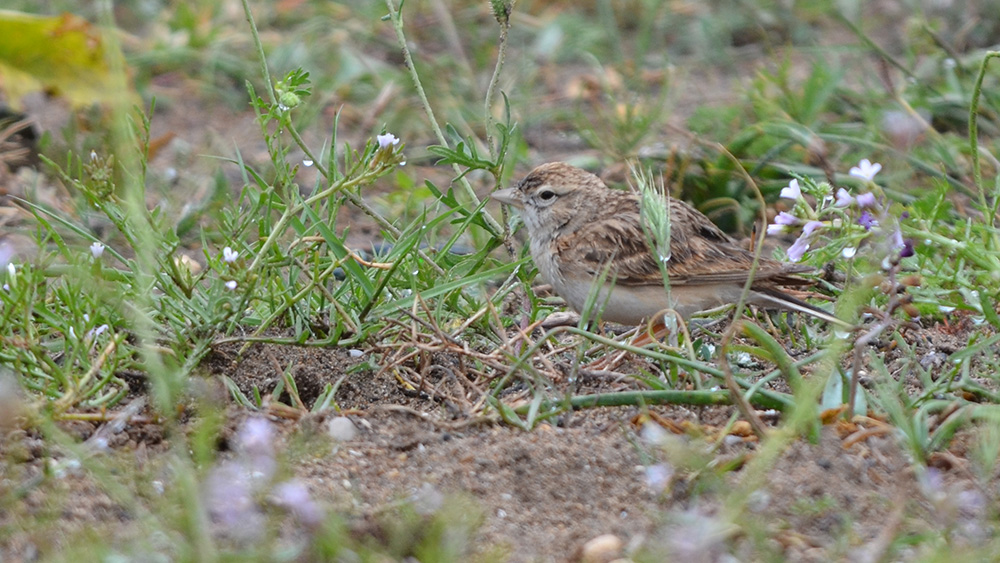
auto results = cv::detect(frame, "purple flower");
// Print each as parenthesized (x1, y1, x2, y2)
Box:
(767, 211, 798, 235)
(892, 229, 915, 257)
(787, 236, 811, 262)
(849, 159, 882, 181)
(784, 220, 823, 262)
(835, 188, 854, 207)
(900, 239, 915, 258)
(858, 211, 877, 230)
(780, 179, 801, 200)
(273, 480, 325, 528)
(645, 463, 674, 494)
(236, 417, 276, 480)
(204, 461, 265, 540)
(802, 220, 823, 237)
(238, 418, 274, 457)
(855, 192, 877, 208)
(774, 211, 798, 225)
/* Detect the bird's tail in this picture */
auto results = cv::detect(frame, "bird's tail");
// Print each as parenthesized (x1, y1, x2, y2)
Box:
(752, 286, 853, 329)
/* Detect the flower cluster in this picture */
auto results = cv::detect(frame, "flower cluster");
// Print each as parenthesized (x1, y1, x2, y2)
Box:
(202, 417, 326, 541)
(767, 159, 913, 265)
(219, 246, 241, 291)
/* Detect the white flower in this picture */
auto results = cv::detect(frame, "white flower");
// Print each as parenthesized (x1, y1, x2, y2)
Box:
(222, 246, 239, 263)
(87, 324, 109, 339)
(0, 241, 14, 269)
(779, 179, 801, 200)
(376, 133, 400, 150)
(225, 280, 238, 291)
(849, 159, 882, 181)
(842, 247, 857, 258)
(90, 242, 105, 259)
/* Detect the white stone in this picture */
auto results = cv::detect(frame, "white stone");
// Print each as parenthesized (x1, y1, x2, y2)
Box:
(327, 416, 358, 441)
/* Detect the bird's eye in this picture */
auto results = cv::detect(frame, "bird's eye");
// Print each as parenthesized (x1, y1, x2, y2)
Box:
(538, 190, 556, 201)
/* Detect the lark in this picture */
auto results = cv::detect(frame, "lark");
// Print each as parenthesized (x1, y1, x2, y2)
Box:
(492, 162, 845, 327)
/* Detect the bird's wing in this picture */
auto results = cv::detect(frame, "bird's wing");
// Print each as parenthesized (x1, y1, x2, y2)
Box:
(556, 194, 814, 287)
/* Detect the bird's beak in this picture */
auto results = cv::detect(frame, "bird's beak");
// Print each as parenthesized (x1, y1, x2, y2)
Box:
(491, 188, 524, 209)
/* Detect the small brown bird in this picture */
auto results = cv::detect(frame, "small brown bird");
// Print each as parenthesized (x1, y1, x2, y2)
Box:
(492, 162, 845, 326)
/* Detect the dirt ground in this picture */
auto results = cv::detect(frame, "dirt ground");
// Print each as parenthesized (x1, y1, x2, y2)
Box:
(3, 318, 997, 561)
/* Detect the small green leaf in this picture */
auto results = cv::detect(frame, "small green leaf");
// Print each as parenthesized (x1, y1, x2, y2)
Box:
(978, 291, 1000, 329)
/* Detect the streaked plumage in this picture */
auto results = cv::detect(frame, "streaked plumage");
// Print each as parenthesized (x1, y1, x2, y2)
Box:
(492, 162, 844, 326)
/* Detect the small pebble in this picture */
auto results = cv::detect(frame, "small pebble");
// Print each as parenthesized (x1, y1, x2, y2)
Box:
(581, 534, 623, 563)
(723, 435, 744, 447)
(327, 416, 358, 441)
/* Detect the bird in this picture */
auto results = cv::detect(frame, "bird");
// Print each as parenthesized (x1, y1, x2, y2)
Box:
(491, 162, 846, 327)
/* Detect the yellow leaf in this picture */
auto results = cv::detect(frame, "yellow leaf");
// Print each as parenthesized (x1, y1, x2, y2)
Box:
(0, 10, 136, 110)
